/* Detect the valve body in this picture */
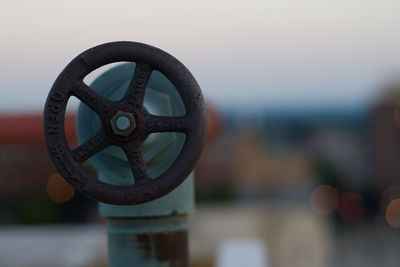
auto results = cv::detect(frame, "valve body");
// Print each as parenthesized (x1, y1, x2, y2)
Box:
(77, 63, 195, 266)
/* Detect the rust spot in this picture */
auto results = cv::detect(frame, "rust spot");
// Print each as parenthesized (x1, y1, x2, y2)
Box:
(137, 234, 152, 257)
(136, 230, 188, 266)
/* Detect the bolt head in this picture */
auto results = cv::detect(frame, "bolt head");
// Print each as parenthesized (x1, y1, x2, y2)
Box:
(116, 116, 131, 131)
(110, 111, 136, 136)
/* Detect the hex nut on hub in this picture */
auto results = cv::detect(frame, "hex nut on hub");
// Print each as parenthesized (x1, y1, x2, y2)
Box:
(110, 111, 136, 136)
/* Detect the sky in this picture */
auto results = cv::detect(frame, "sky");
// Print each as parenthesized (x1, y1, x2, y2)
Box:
(1, 0, 400, 112)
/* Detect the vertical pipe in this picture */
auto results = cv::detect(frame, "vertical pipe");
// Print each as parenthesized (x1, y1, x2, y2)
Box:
(101, 174, 194, 266)
(108, 216, 189, 267)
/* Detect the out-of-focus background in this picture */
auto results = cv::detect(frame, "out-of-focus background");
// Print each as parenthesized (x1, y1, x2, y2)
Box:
(1, 0, 400, 266)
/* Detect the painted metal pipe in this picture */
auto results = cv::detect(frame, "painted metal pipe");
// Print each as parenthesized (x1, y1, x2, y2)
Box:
(76, 63, 196, 266)
(108, 216, 188, 267)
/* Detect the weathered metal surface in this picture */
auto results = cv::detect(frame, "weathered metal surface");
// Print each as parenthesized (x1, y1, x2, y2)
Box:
(108, 216, 188, 267)
(98, 172, 194, 217)
(43, 42, 208, 205)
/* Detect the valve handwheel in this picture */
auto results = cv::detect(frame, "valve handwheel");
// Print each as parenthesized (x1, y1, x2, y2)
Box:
(43, 42, 208, 205)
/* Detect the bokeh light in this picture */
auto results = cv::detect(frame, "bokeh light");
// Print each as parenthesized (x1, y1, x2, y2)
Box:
(386, 199, 400, 228)
(336, 192, 364, 221)
(46, 173, 75, 203)
(310, 185, 339, 215)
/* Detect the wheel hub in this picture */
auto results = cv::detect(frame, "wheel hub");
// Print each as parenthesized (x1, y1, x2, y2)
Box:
(110, 111, 136, 136)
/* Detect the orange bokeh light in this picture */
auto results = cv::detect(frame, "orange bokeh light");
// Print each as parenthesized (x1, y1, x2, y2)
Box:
(336, 192, 364, 221)
(310, 185, 339, 215)
(386, 199, 400, 228)
(46, 173, 75, 203)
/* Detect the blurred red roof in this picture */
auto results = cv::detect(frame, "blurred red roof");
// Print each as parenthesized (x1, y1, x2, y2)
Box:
(0, 113, 77, 146)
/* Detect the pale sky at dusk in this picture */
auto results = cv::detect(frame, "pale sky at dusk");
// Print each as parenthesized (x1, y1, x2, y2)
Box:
(1, 0, 400, 112)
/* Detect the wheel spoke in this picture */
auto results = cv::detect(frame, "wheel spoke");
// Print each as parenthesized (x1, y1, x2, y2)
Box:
(71, 81, 114, 118)
(71, 129, 112, 163)
(145, 115, 191, 133)
(122, 142, 152, 186)
(124, 63, 153, 105)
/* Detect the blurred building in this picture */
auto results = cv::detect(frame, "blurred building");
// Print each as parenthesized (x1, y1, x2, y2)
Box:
(370, 83, 400, 192)
(196, 128, 313, 201)
(0, 114, 96, 224)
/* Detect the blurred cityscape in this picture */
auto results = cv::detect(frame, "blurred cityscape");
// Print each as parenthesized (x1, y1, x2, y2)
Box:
(1, 82, 400, 266)
(1, 0, 400, 265)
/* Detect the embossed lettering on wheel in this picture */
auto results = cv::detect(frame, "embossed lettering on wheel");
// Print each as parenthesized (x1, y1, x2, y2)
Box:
(43, 42, 208, 205)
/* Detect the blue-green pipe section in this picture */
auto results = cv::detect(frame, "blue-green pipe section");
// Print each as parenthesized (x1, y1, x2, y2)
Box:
(108, 216, 188, 267)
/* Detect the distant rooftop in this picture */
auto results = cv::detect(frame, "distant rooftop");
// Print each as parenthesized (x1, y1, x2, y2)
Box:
(0, 113, 77, 146)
